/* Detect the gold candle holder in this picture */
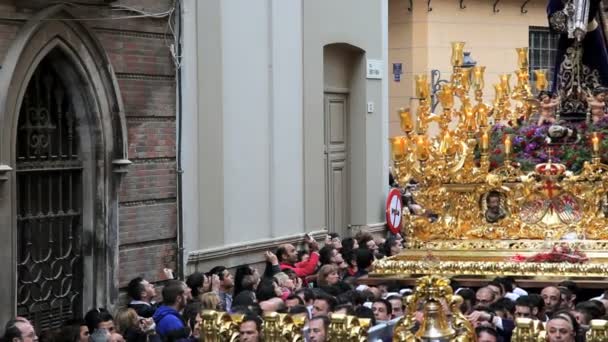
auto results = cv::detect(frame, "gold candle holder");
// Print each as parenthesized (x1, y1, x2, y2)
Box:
(592, 132, 600, 154)
(460, 68, 471, 93)
(500, 74, 511, 95)
(504, 134, 512, 158)
(399, 108, 414, 133)
(437, 83, 454, 109)
(516, 47, 529, 69)
(465, 108, 476, 132)
(481, 130, 489, 153)
(439, 131, 453, 156)
(390, 137, 406, 161)
(416, 135, 429, 161)
(472, 66, 486, 90)
(534, 69, 548, 91)
(451, 42, 465, 67)
(494, 84, 504, 103)
(415, 74, 430, 99)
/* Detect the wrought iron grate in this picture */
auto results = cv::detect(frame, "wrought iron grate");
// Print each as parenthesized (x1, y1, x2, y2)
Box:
(16, 58, 83, 331)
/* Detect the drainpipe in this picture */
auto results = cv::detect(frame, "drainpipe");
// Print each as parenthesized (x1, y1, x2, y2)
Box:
(175, 0, 185, 280)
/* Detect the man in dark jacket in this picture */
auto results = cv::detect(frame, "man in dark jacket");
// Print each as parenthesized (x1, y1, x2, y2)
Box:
(153, 280, 191, 340)
(127, 277, 158, 318)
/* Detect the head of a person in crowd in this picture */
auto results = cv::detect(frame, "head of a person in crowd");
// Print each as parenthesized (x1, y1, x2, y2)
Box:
(234, 265, 259, 297)
(126, 277, 157, 303)
(185, 272, 209, 301)
(285, 294, 304, 310)
(312, 294, 337, 317)
(542, 286, 562, 316)
(341, 237, 359, 252)
(558, 280, 578, 306)
(558, 287, 575, 311)
(356, 232, 378, 254)
(494, 277, 514, 295)
(238, 314, 262, 342)
(182, 302, 203, 338)
(233, 290, 257, 310)
(334, 304, 356, 316)
(546, 314, 576, 342)
(382, 237, 402, 257)
(161, 279, 192, 312)
(355, 248, 374, 274)
(475, 326, 498, 342)
(282, 268, 298, 283)
(524, 294, 544, 319)
(327, 233, 342, 250)
(490, 297, 515, 320)
(475, 287, 496, 308)
(3, 318, 38, 342)
(113, 308, 141, 337)
(209, 266, 235, 292)
(590, 299, 608, 316)
(317, 264, 340, 287)
(309, 315, 330, 342)
(288, 304, 310, 318)
(276, 244, 298, 265)
(319, 246, 337, 267)
(372, 299, 393, 322)
(354, 306, 376, 326)
(515, 295, 539, 319)
(256, 279, 279, 302)
(200, 292, 221, 310)
(297, 250, 310, 263)
(295, 288, 315, 307)
(59, 319, 88, 342)
(455, 288, 475, 315)
(259, 298, 286, 314)
(342, 250, 357, 273)
(572, 301, 598, 326)
(486, 280, 504, 301)
(386, 295, 404, 318)
(84, 308, 115, 335)
(273, 272, 295, 292)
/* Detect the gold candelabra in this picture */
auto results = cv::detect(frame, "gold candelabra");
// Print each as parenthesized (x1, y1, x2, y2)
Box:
(199, 310, 367, 342)
(383, 42, 608, 277)
(393, 275, 475, 341)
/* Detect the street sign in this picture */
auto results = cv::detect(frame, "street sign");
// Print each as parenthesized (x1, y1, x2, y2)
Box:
(386, 188, 403, 234)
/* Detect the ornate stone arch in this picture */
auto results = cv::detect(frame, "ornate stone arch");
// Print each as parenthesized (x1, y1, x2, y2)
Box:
(0, 5, 129, 323)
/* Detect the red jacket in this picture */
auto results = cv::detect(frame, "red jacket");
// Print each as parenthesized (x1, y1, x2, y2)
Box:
(280, 251, 319, 278)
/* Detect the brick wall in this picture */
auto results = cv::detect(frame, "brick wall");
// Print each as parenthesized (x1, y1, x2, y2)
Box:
(2, 0, 178, 288)
(89, 9, 178, 287)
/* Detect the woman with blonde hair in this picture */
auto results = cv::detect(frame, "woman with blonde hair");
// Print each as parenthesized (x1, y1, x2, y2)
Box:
(113, 307, 158, 342)
(273, 272, 295, 300)
(200, 292, 221, 310)
(317, 264, 340, 287)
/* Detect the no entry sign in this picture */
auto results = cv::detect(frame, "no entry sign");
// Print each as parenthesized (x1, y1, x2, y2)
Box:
(386, 188, 403, 234)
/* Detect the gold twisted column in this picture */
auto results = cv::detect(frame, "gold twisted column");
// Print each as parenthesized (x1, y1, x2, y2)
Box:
(587, 320, 608, 342)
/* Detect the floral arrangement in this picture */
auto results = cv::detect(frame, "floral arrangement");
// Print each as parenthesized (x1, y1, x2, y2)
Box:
(509, 243, 588, 264)
(484, 117, 608, 172)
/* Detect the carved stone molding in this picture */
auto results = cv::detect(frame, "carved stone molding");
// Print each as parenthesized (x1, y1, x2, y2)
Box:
(0, 164, 13, 181)
(112, 158, 132, 173)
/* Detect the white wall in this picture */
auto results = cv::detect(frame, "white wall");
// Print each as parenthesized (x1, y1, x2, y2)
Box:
(183, 0, 387, 270)
(270, 0, 304, 237)
(221, 0, 272, 243)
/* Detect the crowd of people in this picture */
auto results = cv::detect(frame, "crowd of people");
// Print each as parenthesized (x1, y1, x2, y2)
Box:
(2, 231, 608, 342)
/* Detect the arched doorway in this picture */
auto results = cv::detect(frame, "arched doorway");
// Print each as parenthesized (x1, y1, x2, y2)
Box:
(322, 43, 365, 238)
(0, 6, 129, 327)
(16, 53, 85, 328)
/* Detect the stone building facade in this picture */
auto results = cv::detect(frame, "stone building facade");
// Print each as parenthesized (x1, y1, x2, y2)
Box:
(0, 0, 177, 328)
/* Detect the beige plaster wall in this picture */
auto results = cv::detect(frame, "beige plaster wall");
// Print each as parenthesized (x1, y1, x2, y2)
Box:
(389, 0, 548, 137)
